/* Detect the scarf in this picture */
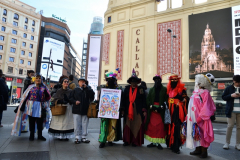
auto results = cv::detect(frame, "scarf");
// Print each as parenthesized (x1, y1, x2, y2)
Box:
(128, 86, 138, 121)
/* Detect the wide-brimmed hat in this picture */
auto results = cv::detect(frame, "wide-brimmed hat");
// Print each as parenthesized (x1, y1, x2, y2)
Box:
(168, 74, 181, 81)
(127, 68, 141, 84)
(153, 74, 162, 81)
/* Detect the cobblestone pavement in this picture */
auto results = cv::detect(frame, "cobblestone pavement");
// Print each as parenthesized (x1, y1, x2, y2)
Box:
(0, 107, 239, 160)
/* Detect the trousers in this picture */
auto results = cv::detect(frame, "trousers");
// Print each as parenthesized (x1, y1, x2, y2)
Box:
(29, 116, 43, 137)
(226, 112, 240, 144)
(73, 114, 89, 139)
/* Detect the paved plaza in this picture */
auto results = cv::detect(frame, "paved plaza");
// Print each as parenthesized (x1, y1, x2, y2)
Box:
(0, 107, 240, 160)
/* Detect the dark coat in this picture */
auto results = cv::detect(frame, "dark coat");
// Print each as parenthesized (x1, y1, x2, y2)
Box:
(222, 85, 235, 118)
(23, 76, 33, 92)
(0, 78, 9, 112)
(122, 85, 147, 118)
(69, 87, 95, 115)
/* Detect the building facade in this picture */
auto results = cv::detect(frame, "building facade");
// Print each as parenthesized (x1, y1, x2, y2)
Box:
(101, 0, 240, 118)
(36, 16, 81, 84)
(81, 39, 87, 78)
(0, 0, 41, 98)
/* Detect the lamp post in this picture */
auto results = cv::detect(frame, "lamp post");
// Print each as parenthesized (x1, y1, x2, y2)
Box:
(68, 56, 76, 74)
(46, 49, 52, 81)
(167, 29, 176, 74)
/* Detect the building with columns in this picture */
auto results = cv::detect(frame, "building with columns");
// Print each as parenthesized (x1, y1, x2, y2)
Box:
(0, 0, 41, 98)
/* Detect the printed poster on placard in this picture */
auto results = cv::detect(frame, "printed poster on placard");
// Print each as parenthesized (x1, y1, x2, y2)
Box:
(98, 89, 122, 119)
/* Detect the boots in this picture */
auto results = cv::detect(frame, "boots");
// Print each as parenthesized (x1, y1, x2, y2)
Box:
(200, 147, 208, 158)
(99, 143, 105, 148)
(190, 146, 201, 155)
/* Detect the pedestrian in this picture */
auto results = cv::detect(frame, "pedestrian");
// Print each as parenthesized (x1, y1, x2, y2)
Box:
(140, 81, 148, 98)
(122, 69, 147, 147)
(23, 70, 35, 92)
(98, 69, 122, 148)
(0, 70, 9, 127)
(68, 75, 76, 90)
(186, 73, 216, 158)
(166, 74, 189, 154)
(222, 75, 240, 150)
(48, 76, 74, 141)
(144, 75, 168, 150)
(11, 73, 51, 141)
(69, 78, 95, 144)
(51, 76, 68, 97)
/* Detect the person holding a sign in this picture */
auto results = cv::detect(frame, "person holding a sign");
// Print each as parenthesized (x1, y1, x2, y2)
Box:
(144, 75, 168, 150)
(98, 69, 123, 148)
(166, 74, 189, 154)
(69, 78, 95, 144)
(122, 69, 147, 147)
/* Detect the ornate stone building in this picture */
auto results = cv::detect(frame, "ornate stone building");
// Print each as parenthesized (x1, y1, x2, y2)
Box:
(195, 24, 231, 73)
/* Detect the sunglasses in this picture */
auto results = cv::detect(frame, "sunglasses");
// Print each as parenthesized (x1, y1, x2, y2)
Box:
(171, 79, 178, 81)
(63, 81, 69, 83)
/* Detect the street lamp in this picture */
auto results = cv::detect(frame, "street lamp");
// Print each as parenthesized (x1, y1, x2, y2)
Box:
(167, 29, 177, 74)
(68, 56, 76, 74)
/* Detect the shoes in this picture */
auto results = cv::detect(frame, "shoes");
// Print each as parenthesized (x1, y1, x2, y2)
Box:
(99, 143, 105, 148)
(132, 143, 137, 147)
(190, 147, 202, 155)
(38, 136, 46, 141)
(157, 144, 163, 150)
(64, 138, 69, 141)
(81, 138, 90, 143)
(199, 147, 208, 158)
(223, 143, 229, 150)
(108, 142, 113, 146)
(123, 142, 129, 146)
(235, 144, 240, 150)
(75, 139, 80, 144)
(147, 143, 156, 148)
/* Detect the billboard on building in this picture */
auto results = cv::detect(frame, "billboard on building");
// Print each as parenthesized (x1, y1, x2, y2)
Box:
(189, 7, 234, 79)
(41, 37, 65, 65)
(40, 63, 63, 82)
(87, 36, 102, 99)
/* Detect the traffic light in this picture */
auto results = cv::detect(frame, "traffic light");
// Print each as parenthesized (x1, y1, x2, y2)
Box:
(47, 78, 50, 85)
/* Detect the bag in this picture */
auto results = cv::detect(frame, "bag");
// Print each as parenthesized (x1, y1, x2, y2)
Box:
(51, 100, 67, 116)
(87, 103, 98, 118)
(164, 103, 171, 124)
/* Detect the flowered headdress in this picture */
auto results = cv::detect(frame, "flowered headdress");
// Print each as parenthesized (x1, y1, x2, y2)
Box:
(105, 68, 120, 80)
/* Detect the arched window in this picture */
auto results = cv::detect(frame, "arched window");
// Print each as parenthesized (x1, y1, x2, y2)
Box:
(14, 13, 19, 20)
(25, 18, 28, 23)
(3, 9, 7, 16)
(172, 0, 182, 9)
(157, 0, 167, 12)
(195, 0, 207, 4)
(32, 20, 35, 26)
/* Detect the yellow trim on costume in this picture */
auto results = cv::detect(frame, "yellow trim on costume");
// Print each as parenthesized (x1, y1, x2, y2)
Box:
(169, 98, 174, 104)
(202, 74, 212, 85)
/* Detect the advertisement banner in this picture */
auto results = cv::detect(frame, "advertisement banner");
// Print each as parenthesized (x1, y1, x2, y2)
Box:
(98, 89, 122, 119)
(41, 38, 65, 65)
(189, 8, 234, 79)
(40, 63, 63, 82)
(87, 36, 102, 99)
(232, 5, 240, 75)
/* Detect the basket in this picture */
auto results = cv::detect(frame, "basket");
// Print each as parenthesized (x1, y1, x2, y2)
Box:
(87, 103, 98, 118)
(51, 100, 67, 116)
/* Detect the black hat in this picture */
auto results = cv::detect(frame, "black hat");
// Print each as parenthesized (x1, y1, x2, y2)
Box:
(153, 74, 162, 81)
(127, 68, 141, 84)
(78, 78, 86, 82)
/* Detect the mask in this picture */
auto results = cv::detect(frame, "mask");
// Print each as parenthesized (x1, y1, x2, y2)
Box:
(171, 81, 178, 89)
(107, 79, 116, 88)
(154, 79, 162, 88)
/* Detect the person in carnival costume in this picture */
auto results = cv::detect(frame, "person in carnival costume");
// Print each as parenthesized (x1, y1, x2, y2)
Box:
(166, 74, 189, 154)
(11, 73, 51, 141)
(98, 68, 122, 148)
(145, 74, 168, 150)
(122, 69, 147, 147)
(186, 73, 216, 158)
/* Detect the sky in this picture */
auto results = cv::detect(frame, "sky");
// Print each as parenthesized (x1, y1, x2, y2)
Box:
(20, 0, 109, 58)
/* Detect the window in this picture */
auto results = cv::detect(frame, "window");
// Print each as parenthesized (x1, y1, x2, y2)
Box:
(30, 44, 33, 49)
(10, 47, 16, 53)
(23, 33, 27, 38)
(0, 55, 2, 60)
(21, 50, 25, 55)
(32, 20, 35, 26)
(12, 30, 17, 35)
(29, 52, 32, 57)
(9, 57, 14, 62)
(0, 45, 3, 50)
(172, 0, 182, 9)
(31, 36, 34, 40)
(157, 0, 167, 12)
(14, 13, 19, 20)
(22, 42, 26, 47)
(3, 9, 7, 16)
(2, 17, 6, 22)
(195, 0, 207, 4)
(1, 26, 5, 32)
(108, 16, 111, 23)
(11, 38, 17, 44)
(19, 69, 23, 75)
(20, 59, 24, 64)
(31, 28, 35, 32)
(8, 66, 13, 73)
(28, 61, 31, 66)
(0, 36, 4, 41)
(24, 25, 27, 30)
(13, 21, 18, 26)
(25, 18, 28, 23)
